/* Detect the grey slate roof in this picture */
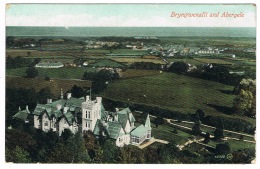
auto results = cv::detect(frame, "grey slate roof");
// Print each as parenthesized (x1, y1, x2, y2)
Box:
(63, 111, 77, 125)
(131, 125, 149, 137)
(65, 97, 84, 107)
(93, 119, 102, 136)
(106, 121, 123, 139)
(117, 107, 135, 128)
(13, 110, 30, 121)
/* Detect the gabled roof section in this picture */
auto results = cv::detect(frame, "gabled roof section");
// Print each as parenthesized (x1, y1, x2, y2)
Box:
(131, 125, 149, 137)
(93, 119, 102, 136)
(47, 99, 66, 108)
(63, 111, 76, 125)
(13, 110, 30, 121)
(117, 107, 133, 128)
(52, 109, 63, 119)
(65, 97, 84, 108)
(33, 104, 51, 116)
(106, 121, 122, 139)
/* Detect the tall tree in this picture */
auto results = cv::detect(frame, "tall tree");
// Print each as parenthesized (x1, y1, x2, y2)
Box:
(214, 119, 224, 140)
(37, 87, 53, 104)
(26, 66, 38, 78)
(168, 61, 189, 74)
(8, 146, 31, 163)
(192, 117, 201, 136)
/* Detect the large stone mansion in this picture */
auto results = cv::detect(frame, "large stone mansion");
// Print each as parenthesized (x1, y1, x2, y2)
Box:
(13, 90, 152, 147)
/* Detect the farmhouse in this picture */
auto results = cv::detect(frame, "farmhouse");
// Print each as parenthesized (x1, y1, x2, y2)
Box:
(35, 61, 64, 68)
(13, 90, 152, 147)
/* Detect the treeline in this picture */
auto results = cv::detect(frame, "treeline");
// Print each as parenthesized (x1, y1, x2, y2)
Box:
(102, 98, 255, 134)
(187, 64, 244, 86)
(130, 62, 163, 70)
(167, 62, 244, 86)
(6, 127, 90, 163)
(6, 87, 53, 127)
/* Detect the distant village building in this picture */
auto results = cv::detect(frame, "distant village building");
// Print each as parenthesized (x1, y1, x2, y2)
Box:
(13, 90, 152, 147)
(35, 61, 64, 68)
(196, 47, 219, 54)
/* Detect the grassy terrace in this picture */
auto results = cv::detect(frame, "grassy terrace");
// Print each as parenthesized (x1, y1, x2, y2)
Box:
(151, 123, 192, 144)
(102, 72, 255, 125)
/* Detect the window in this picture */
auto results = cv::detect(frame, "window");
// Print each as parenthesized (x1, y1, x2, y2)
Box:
(44, 122, 48, 126)
(86, 122, 91, 129)
(88, 111, 91, 119)
(85, 111, 87, 119)
(147, 130, 151, 138)
(119, 138, 122, 142)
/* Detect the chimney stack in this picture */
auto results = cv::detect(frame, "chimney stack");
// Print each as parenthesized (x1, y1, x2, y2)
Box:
(26, 105, 30, 114)
(86, 95, 90, 102)
(47, 98, 52, 104)
(64, 107, 69, 114)
(60, 88, 63, 99)
(96, 97, 102, 103)
(67, 93, 72, 99)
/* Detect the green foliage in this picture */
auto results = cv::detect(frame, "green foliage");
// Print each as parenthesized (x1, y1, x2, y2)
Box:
(7, 146, 31, 163)
(48, 132, 90, 163)
(6, 56, 33, 69)
(168, 61, 189, 74)
(192, 120, 201, 136)
(101, 139, 118, 163)
(26, 66, 38, 78)
(203, 132, 211, 144)
(158, 142, 180, 163)
(37, 87, 53, 104)
(117, 146, 145, 164)
(70, 85, 84, 98)
(61, 129, 73, 142)
(154, 115, 164, 127)
(215, 142, 231, 155)
(66, 132, 91, 163)
(233, 78, 256, 117)
(214, 119, 224, 140)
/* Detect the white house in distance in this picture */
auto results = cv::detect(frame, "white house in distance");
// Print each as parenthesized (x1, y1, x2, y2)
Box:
(13, 90, 152, 147)
(35, 61, 64, 68)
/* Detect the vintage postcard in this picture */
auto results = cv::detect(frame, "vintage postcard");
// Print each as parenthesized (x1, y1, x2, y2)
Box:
(5, 3, 256, 164)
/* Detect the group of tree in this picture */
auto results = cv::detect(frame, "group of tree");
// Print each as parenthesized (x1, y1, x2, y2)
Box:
(233, 78, 256, 117)
(6, 127, 90, 163)
(6, 56, 33, 69)
(6, 87, 55, 127)
(166, 61, 245, 86)
(168, 61, 189, 74)
(130, 62, 162, 70)
(82, 69, 119, 94)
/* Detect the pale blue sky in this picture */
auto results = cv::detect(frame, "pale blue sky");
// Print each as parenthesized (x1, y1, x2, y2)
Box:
(6, 4, 256, 27)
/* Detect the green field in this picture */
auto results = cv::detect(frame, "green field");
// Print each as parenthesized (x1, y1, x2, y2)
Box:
(194, 58, 233, 65)
(6, 76, 92, 97)
(111, 57, 165, 64)
(6, 67, 96, 79)
(101, 72, 254, 124)
(208, 139, 255, 151)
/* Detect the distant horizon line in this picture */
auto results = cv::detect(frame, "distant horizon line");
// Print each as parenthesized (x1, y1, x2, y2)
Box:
(6, 26, 256, 28)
